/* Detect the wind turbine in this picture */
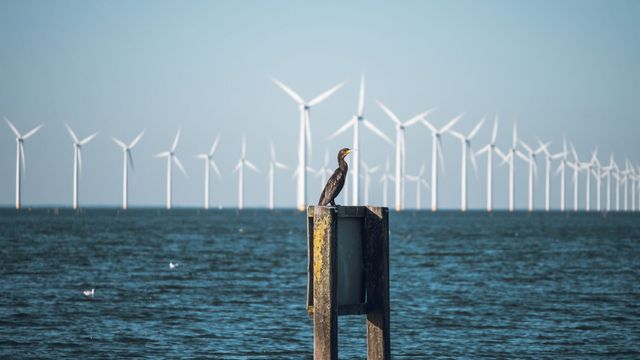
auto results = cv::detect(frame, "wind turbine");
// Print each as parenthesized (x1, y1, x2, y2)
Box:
(518, 139, 541, 212)
(568, 144, 584, 212)
(234, 136, 260, 210)
(328, 75, 392, 206)
(613, 160, 621, 211)
(315, 150, 333, 189)
(590, 150, 602, 212)
(155, 129, 187, 210)
(405, 163, 429, 210)
(538, 139, 566, 212)
(4, 118, 43, 209)
(422, 113, 465, 212)
(377, 101, 434, 211)
(495, 123, 522, 212)
(627, 161, 637, 211)
(450, 117, 484, 211)
(195, 135, 221, 210)
(112, 130, 145, 210)
(601, 154, 616, 212)
(361, 161, 380, 205)
(379, 157, 394, 208)
(554, 139, 570, 212)
(268, 142, 288, 210)
(578, 148, 598, 212)
(475, 116, 499, 212)
(622, 162, 630, 211)
(271, 77, 344, 211)
(65, 124, 97, 210)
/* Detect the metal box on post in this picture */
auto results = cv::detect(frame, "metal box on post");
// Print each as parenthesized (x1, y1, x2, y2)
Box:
(307, 205, 390, 360)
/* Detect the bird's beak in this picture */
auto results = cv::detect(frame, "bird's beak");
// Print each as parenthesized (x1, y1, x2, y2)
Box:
(346, 149, 352, 155)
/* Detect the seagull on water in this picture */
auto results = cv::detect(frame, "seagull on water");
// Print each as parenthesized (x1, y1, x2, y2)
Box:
(169, 262, 179, 269)
(83, 288, 95, 297)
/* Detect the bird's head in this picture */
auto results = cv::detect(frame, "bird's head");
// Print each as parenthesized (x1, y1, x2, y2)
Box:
(338, 148, 352, 159)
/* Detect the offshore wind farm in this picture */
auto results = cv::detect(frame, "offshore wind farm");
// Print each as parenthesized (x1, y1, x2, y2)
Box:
(1, 1, 639, 359)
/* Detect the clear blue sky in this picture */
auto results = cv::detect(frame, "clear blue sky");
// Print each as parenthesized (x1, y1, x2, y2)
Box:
(0, 0, 638, 209)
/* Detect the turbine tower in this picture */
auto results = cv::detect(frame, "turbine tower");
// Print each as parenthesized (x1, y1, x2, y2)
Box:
(475, 116, 499, 212)
(422, 113, 465, 212)
(518, 139, 541, 212)
(271, 77, 344, 211)
(377, 101, 434, 211)
(379, 157, 394, 208)
(450, 117, 484, 211)
(268, 142, 288, 210)
(112, 130, 145, 210)
(155, 129, 187, 210)
(555, 139, 569, 212)
(537, 139, 565, 212)
(4, 118, 43, 209)
(234, 136, 260, 210)
(195, 135, 221, 210)
(65, 124, 97, 210)
(405, 163, 429, 210)
(328, 75, 392, 206)
(568, 144, 584, 212)
(315, 150, 333, 191)
(601, 154, 616, 212)
(495, 123, 522, 212)
(590, 150, 602, 212)
(361, 161, 380, 205)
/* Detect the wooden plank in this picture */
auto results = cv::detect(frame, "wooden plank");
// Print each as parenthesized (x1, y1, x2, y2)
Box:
(313, 206, 338, 360)
(365, 206, 390, 360)
(307, 206, 315, 315)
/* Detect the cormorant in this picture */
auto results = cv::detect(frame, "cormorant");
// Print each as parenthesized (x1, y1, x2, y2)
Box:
(318, 148, 352, 206)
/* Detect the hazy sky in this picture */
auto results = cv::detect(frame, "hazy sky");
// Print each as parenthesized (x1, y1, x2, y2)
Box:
(0, 0, 638, 209)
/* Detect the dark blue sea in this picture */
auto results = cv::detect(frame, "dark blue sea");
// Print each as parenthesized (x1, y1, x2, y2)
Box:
(1, 209, 639, 359)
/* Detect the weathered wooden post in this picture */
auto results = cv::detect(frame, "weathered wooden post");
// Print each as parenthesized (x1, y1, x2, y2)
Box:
(307, 205, 390, 360)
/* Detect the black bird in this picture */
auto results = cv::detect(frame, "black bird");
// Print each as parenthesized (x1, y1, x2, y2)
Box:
(318, 148, 352, 206)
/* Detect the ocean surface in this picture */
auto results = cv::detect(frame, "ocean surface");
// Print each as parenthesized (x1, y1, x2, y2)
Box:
(1, 209, 639, 359)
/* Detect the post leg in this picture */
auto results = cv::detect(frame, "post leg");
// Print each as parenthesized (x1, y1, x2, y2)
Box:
(313, 206, 338, 360)
(365, 207, 390, 360)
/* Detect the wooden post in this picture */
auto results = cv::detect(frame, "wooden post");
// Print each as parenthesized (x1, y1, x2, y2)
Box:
(308, 206, 390, 360)
(313, 206, 338, 360)
(365, 206, 391, 360)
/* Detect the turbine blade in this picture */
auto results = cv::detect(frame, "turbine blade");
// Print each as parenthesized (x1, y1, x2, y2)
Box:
(362, 119, 393, 145)
(242, 136, 246, 157)
(305, 111, 312, 156)
(245, 160, 260, 173)
(495, 147, 506, 160)
(357, 75, 365, 117)
(4, 117, 21, 138)
(209, 134, 220, 156)
(437, 137, 445, 174)
(127, 150, 135, 172)
(516, 150, 528, 162)
(469, 144, 478, 175)
(421, 179, 431, 190)
(270, 141, 276, 160)
(171, 129, 181, 152)
(475, 144, 490, 156)
(467, 117, 485, 139)
(376, 100, 402, 126)
(112, 137, 127, 149)
(154, 151, 170, 158)
(80, 132, 98, 145)
(449, 130, 466, 141)
(439, 113, 464, 133)
(195, 154, 208, 159)
(22, 124, 43, 140)
(65, 123, 79, 143)
(210, 160, 222, 179)
(233, 161, 242, 173)
(308, 81, 345, 106)
(491, 116, 499, 144)
(405, 108, 436, 127)
(512, 123, 518, 148)
(173, 156, 187, 177)
(270, 77, 305, 105)
(275, 162, 288, 170)
(519, 140, 533, 154)
(20, 142, 26, 174)
(129, 129, 146, 148)
(327, 119, 354, 140)
(571, 144, 579, 162)
(421, 119, 437, 133)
